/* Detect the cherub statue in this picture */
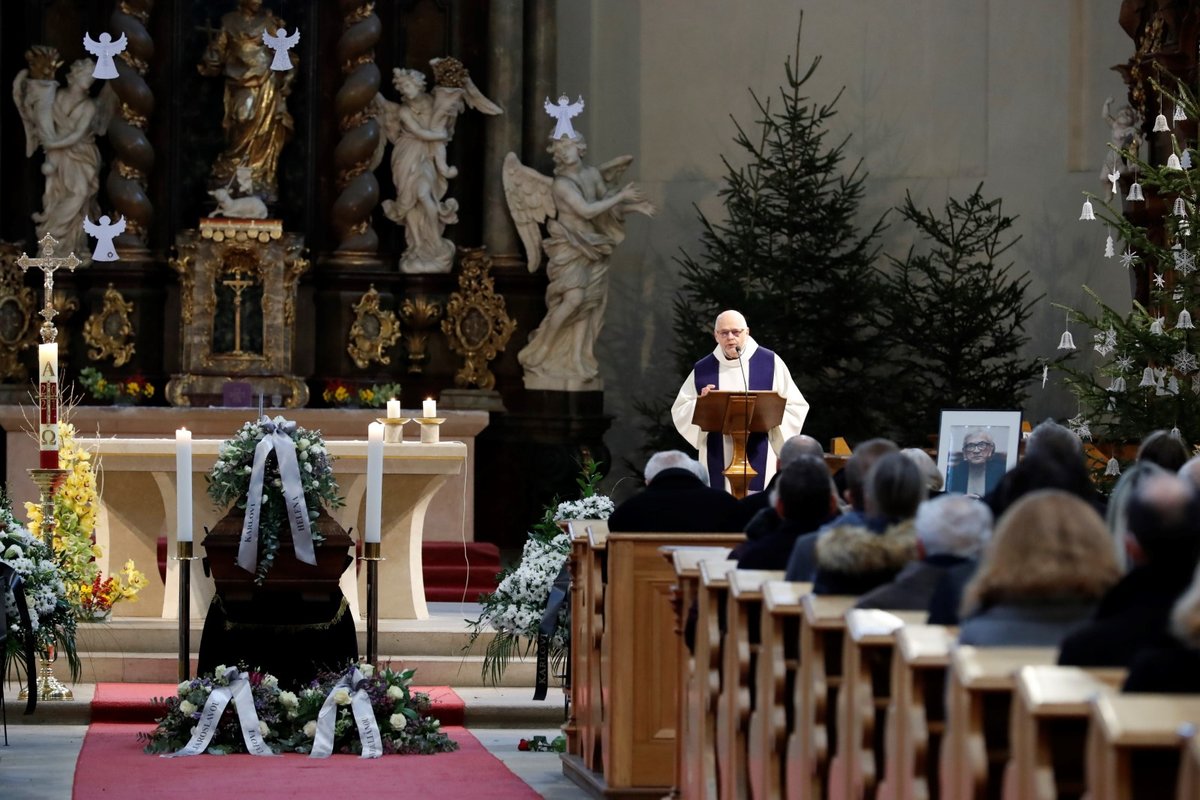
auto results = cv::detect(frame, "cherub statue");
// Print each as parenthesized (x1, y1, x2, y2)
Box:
(373, 58, 502, 273)
(13, 49, 113, 258)
(1102, 96, 1143, 199)
(503, 135, 655, 389)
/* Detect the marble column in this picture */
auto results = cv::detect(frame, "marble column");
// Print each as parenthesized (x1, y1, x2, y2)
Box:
(523, 0, 557, 175)
(483, 0, 524, 259)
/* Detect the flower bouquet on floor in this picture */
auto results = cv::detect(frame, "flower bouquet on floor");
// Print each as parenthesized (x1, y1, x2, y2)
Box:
(466, 459, 612, 685)
(140, 662, 459, 756)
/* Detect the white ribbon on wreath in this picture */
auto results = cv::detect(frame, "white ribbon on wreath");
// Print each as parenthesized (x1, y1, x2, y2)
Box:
(165, 668, 274, 757)
(310, 666, 384, 759)
(237, 416, 316, 573)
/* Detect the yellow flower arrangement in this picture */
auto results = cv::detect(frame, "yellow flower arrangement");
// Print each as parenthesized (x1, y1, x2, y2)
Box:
(25, 422, 147, 616)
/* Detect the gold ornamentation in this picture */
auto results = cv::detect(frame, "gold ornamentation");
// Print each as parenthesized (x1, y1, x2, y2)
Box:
(400, 296, 443, 374)
(24, 45, 62, 80)
(0, 243, 38, 381)
(82, 284, 136, 367)
(199, 217, 282, 244)
(347, 285, 401, 369)
(441, 247, 516, 390)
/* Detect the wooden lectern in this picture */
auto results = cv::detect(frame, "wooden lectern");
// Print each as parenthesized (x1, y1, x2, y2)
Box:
(692, 390, 787, 499)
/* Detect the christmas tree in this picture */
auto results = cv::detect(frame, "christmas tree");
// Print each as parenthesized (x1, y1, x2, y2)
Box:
(1056, 80, 1200, 462)
(638, 14, 886, 450)
(872, 187, 1041, 446)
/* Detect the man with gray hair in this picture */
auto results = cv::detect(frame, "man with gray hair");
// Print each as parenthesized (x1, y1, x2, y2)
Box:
(608, 450, 742, 532)
(855, 494, 993, 610)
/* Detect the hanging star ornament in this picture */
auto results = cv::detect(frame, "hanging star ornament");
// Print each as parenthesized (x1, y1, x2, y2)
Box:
(1178, 250, 1197, 277)
(1120, 248, 1140, 269)
(1154, 272, 1167, 288)
(1193, 374, 1200, 395)
(1067, 415, 1093, 440)
(1114, 353, 1136, 373)
(1173, 349, 1199, 374)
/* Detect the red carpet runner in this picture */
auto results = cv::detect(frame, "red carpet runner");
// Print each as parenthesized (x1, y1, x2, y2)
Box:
(73, 723, 539, 799)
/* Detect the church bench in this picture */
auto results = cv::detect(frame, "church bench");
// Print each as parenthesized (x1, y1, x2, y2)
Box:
(830, 609, 928, 800)
(750, 580, 812, 800)
(667, 547, 735, 800)
(1085, 693, 1200, 800)
(563, 532, 742, 798)
(1177, 726, 1200, 800)
(940, 646, 1058, 800)
(567, 519, 608, 775)
(717, 568, 784, 800)
(694, 558, 740, 799)
(788, 594, 858, 800)
(878, 624, 957, 800)
(1003, 665, 1124, 800)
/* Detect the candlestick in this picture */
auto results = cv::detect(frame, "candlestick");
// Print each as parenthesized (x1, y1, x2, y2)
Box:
(387, 398, 401, 419)
(176, 428, 193, 543)
(37, 343, 58, 469)
(365, 422, 383, 543)
(418, 418, 445, 444)
(423, 398, 436, 419)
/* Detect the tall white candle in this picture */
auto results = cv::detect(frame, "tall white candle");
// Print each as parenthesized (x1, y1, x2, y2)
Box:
(37, 343, 58, 469)
(365, 422, 384, 543)
(176, 428, 193, 542)
(387, 398, 401, 420)
(423, 398, 436, 419)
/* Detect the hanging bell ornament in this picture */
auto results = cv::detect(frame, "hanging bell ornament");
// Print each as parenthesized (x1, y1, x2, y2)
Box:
(1172, 425, 1183, 438)
(1104, 234, 1115, 258)
(1139, 367, 1157, 387)
(1175, 197, 1187, 216)
(1108, 376, 1127, 392)
(1079, 199, 1095, 220)
(1151, 317, 1166, 335)
(1057, 330, 1076, 350)
(1167, 153, 1183, 170)
(1178, 309, 1195, 329)
(1154, 113, 1170, 132)
(1176, 104, 1188, 122)
(1127, 182, 1144, 201)
(1105, 457, 1121, 477)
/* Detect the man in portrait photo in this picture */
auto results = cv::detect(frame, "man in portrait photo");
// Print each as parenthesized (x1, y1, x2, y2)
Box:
(945, 427, 1009, 495)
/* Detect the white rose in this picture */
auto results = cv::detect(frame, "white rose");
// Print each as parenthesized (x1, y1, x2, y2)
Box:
(331, 687, 351, 706)
(389, 713, 407, 730)
(259, 720, 270, 736)
(179, 700, 197, 715)
(262, 674, 278, 689)
(177, 681, 192, 695)
(278, 691, 298, 709)
(360, 664, 374, 678)
(303, 721, 317, 738)
(386, 685, 404, 700)
(213, 665, 228, 677)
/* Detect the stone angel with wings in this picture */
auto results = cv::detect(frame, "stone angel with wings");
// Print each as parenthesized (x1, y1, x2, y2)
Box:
(502, 135, 655, 389)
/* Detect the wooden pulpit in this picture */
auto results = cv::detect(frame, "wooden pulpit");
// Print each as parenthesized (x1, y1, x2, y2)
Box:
(691, 390, 787, 498)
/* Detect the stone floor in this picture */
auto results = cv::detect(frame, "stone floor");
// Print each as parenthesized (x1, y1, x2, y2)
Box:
(0, 686, 587, 799)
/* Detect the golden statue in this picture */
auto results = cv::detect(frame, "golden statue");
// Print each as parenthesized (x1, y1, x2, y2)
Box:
(198, 0, 295, 204)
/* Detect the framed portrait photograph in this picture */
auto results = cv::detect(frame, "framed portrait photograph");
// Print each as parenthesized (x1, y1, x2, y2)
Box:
(936, 409, 1023, 496)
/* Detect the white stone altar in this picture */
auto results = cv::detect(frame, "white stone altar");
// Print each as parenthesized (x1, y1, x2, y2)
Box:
(0, 406, 486, 621)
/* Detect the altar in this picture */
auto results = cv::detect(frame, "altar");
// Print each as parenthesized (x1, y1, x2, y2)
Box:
(0, 406, 485, 621)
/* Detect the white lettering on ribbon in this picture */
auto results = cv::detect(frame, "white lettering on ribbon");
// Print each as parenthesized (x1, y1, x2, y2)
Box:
(166, 670, 274, 757)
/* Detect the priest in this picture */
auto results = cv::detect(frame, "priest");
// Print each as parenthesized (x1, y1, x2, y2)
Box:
(671, 309, 809, 493)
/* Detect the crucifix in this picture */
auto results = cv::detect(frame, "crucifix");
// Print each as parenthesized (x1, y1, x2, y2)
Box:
(221, 265, 256, 355)
(17, 232, 81, 344)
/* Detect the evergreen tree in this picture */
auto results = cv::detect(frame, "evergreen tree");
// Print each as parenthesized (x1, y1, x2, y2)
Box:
(637, 15, 886, 452)
(873, 187, 1041, 446)
(1057, 80, 1200, 462)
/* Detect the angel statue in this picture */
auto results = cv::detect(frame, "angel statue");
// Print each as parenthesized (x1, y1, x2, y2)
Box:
(503, 135, 656, 390)
(13, 49, 112, 259)
(373, 58, 502, 274)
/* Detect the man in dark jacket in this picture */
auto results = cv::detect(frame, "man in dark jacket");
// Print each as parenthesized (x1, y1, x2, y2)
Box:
(1058, 471, 1200, 668)
(608, 450, 742, 532)
(730, 434, 827, 536)
(730, 455, 835, 570)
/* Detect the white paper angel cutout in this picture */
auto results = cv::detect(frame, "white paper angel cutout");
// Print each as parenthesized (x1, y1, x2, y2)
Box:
(1107, 170, 1121, 198)
(544, 94, 584, 140)
(262, 27, 299, 71)
(83, 32, 127, 80)
(83, 214, 126, 261)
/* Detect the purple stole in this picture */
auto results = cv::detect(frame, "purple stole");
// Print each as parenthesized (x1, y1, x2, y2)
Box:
(694, 347, 776, 492)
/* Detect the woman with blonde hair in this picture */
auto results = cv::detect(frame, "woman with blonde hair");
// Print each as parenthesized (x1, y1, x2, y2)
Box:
(958, 490, 1121, 646)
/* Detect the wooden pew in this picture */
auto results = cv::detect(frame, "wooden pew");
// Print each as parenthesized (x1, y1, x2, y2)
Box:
(1177, 725, 1200, 800)
(940, 646, 1058, 800)
(750, 580, 812, 800)
(830, 609, 928, 800)
(669, 547, 735, 800)
(1086, 693, 1200, 800)
(583, 521, 610, 774)
(717, 569, 784, 800)
(788, 594, 858, 800)
(565, 519, 605, 763)
(1003, 665, 1124, 800)
(879, 624, 956, 800)
(561, 532, 742, 797)
(695, 558, 739, 799)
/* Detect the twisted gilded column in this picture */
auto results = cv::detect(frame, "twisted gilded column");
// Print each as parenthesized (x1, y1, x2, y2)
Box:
(332, 0, 382, 254)
(105, 0, 155, 252)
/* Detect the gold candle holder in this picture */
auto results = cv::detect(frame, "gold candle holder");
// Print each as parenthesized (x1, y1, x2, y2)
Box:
(377, 417, 409, 444)
(19, 644, 73, 701)
(416, 417, 445, 444)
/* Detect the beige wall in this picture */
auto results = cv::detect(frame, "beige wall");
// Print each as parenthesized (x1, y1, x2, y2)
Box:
(556, 0, 1132, 478)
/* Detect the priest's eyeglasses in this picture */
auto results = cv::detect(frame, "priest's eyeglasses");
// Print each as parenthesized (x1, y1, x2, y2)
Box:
(717, 329, 746, 338)
(962, 442, 994, 453)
